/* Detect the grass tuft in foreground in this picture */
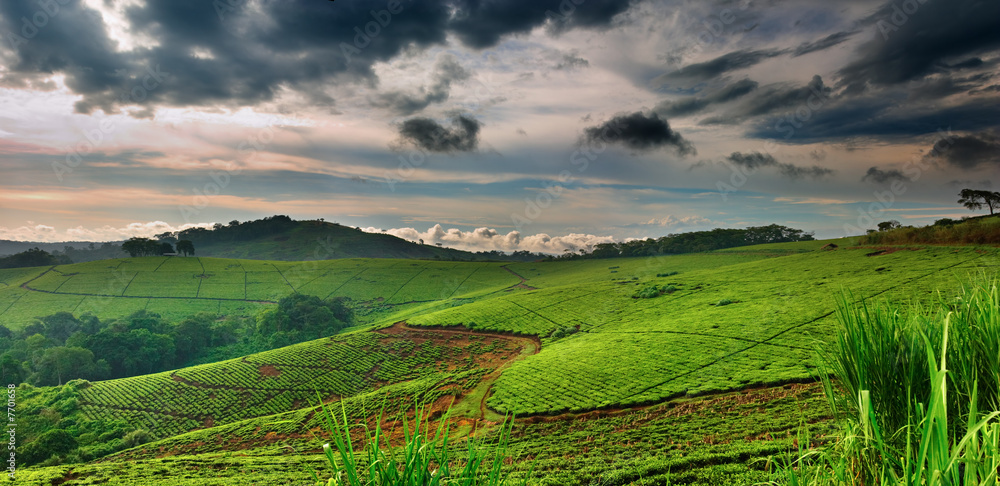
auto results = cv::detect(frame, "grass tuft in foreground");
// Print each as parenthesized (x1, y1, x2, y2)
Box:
(311, 399, 530, 486)
(774, 276, 1000, 485)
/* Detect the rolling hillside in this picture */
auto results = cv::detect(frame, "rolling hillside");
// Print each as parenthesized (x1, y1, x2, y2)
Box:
(185, 219, 481, 261)
(0, 217, 483, 262)
(11, 240, 1000, 485)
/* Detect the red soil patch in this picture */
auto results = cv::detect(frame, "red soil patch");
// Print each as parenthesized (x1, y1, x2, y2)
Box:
(258, 365, 281, 377)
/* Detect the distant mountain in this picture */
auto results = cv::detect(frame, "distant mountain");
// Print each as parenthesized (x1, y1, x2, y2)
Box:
(177, 217, 480, 261)
(0, 240, 124, 258)
(0, 216, 538, 263)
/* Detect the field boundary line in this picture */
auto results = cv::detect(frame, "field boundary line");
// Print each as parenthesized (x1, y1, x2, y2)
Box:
(324, 268, 368, 300)
(0, 290, 27, 318)
(385, 267, 427, 303)
(763, 253, 983, 343)
(120, 272, 138, 296)
(52, 274, 71, 292)
(270, 263, 296, 293)
(296, 265, 339, 290)
(152, 257, 169, 273)
(18, 265, 55, 289)
(447, 264, 482, 299)
(506, 300, 561, 328)
(614, 342, 761, 406)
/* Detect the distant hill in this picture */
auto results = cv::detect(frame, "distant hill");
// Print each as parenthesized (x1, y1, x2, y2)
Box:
(1, 217, 486, 262)
(199, 221, 481, 261)
(0, 240, 123, 257)
(181, 217, 481, 261)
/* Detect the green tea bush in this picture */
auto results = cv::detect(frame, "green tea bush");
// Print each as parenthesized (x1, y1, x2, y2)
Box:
(633, 285, 676, 299)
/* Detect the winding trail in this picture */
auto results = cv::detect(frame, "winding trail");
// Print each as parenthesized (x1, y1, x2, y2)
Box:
(376, 321, 541, 421)
(499, 264, 537, 290)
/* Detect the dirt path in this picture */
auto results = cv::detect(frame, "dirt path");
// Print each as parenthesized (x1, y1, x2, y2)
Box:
(377, 321, 540, 421)
(500, 265, 537, 290)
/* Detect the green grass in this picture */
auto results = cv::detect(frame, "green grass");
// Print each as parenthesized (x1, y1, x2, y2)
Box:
(0, 258, 520, 330)
(774, 276, 1000, 485)
(8, 240, 1000, 485)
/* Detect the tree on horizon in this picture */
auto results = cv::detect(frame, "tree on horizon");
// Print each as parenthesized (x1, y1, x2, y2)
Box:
(958, 188, 1000, 215)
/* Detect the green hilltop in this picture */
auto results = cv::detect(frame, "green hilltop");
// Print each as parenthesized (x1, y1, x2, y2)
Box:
(8, 237, 1000, 484)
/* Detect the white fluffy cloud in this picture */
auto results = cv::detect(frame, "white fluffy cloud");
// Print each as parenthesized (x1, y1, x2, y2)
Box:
(363, 224, 615, 254)
(0, 221, 215, 242)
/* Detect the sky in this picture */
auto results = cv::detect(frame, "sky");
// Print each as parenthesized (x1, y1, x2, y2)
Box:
(0, 0, 998, 253)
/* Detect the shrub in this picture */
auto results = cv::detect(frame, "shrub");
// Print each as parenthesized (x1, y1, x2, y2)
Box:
(656, 271, 679, 277)
(122, 429, 152, 449)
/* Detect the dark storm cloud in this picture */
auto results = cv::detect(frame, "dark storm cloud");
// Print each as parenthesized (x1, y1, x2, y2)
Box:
(725, 152, 832, 180)
(654, 98, 709, 117)
(838, 0, 1000, 92)
(0, 1, 126, 105)
(948, 58, 985, 70)
(792, 31, 856, 57)
(652, 49, 783, 86)
(397, 115, 482, 153)
(701, 75, 831, 124)
(746, 98, 1000, 143)
(370, 54, 471, 115)
(0, 0, 637, 114)
(862, 167, 908, 184)
(923, 132, 1000, 170)
(726, 152, 779, 170)
(583, 112, 695, 155)
(907, 74, 993, 101)
(448, 0, 638, 49)
(654, 79, 758, 117)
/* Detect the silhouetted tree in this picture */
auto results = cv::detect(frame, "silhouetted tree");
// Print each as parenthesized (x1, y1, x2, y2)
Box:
(958, 188, 1000, 215)
(0, 248, 59, 269)
(175, 240, 195, 256)
(877, 220, 901, 232)
(121, 237, 161, 257)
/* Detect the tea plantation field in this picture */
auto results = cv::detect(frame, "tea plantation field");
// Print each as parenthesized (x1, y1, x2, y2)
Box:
(0, 258, 522, 328)
(11, 241, 1000, 485)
